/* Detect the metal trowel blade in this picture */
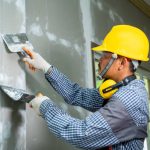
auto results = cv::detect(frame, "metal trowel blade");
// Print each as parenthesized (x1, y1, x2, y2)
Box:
(0, 85, 35, 103)
(1, 33, 33, 58)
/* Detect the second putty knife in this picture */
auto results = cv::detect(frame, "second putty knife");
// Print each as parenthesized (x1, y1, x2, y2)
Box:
(0, 85, 35, 103)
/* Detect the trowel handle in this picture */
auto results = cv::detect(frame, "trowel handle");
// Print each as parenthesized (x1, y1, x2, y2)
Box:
(22, 47, 33, 58)
(20, 49, 31, 58)
(18, 50, 31, 59)
(22, 92, 43, 103)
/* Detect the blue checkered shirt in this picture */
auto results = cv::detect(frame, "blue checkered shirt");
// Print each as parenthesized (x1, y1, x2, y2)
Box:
(40, 67, 149, 150)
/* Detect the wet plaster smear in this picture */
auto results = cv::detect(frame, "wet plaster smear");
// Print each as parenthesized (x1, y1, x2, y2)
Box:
(0, 0, 26, 150)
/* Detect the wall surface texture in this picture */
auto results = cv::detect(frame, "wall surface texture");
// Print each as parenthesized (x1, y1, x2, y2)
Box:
(0, 0, 150, 150)
(0, 0, 26, 150)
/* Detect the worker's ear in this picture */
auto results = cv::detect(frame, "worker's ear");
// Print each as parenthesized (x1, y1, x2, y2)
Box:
(118, 57, 128, 71)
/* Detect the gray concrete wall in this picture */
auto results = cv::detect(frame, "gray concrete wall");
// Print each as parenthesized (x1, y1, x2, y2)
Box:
(0, 0, 26, 150)
(0, 0, 150, 150)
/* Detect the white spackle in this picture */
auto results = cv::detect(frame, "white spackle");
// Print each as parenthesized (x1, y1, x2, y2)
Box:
(0, 73, 13, 85)
(109, 9, 115, 22)
(15, 0, 25, 13)
(109, 9, 124, 23)
(14, 74, 26, 90)
(59, 38, 71, 47)
(74, 44, 82, 56)
(46, 32, 57, 41)
(97, 1, 103, 11)
(29, 23, 43, 37)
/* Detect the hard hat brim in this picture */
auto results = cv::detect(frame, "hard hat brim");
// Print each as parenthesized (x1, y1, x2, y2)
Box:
(92, 45, 149, 61)
(92, 44, 106, 52)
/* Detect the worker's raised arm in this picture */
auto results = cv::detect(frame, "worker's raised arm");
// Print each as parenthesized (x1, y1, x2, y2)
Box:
(45, 67, 104, 112)
(22, 48, 104, 112)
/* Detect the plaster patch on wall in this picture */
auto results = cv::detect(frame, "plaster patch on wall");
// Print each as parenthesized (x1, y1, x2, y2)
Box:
(46, 32, 57, 41)
(97, 1, 103, 11)
(0, 73, 13, 85)
(16, 0, 24, 12)
(73, 43, 83, 57)
(0, 72, 25, 90)
(29, 23, 43, 37)
(46, 32, 83, 56)
(108, 9, 124, 23)
(59, 38, 71, 47)
(109, 10, 115, 22)
(15, 74, 26, 90)
(91, 1, 104, 11)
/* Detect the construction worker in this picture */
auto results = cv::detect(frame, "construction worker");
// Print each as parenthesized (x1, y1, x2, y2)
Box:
(23, 25, 149, 150)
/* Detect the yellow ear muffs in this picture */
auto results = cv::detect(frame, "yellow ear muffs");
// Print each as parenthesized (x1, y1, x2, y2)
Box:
(99, 79, 118, 99)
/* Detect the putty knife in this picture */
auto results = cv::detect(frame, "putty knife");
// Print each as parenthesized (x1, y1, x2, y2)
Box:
(1, 33, 33, 58)
(0, 85, 35, 103)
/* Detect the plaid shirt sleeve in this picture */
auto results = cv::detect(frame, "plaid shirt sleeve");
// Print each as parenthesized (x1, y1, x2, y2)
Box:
(40, 100, 119, 149)
(45, 67, 104, 112)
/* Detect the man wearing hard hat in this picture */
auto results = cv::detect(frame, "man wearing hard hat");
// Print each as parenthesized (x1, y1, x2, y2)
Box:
(23, 25, 149, 150)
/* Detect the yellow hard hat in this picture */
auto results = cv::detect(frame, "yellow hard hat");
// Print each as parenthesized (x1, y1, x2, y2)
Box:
(99, 79, 118, 99)
(92, 25, 149, 61)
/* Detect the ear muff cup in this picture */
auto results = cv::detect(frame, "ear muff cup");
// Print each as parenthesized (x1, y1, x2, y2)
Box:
(99, 79, 118, 99)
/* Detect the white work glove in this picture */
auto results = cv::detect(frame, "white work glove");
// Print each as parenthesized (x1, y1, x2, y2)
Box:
(29, 94, 49, 116)
(22, 47, 51, 73)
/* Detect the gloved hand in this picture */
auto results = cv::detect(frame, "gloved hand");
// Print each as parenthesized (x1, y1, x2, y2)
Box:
(22, 47, 51, 73)
(29, 93, 49, 116)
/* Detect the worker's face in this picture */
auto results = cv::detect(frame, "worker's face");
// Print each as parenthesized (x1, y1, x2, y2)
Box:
(98, 52, 132, 80)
